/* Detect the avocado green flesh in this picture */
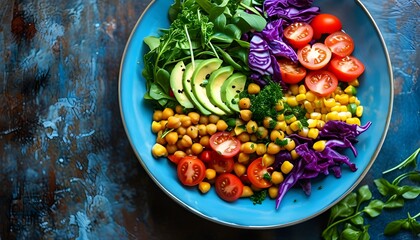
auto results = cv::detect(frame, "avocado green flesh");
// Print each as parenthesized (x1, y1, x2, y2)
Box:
(169, 61, 194, 108)
(182, 61, 211, 115)
(221, 73, 247, 112)
(191, 58, 227, 115)
(206, 66, 234, 114)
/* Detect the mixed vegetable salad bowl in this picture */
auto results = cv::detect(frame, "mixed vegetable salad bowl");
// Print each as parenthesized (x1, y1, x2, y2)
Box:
(119, 0, 393, 228)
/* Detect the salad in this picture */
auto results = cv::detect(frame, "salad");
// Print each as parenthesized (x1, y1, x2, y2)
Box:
(144, 0, 370, 209)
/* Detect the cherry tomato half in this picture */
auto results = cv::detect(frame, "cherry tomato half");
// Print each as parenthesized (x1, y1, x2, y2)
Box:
(328, 56, 365, 82)
(297, 43, 332, 70)
(177, 156, 206, 186)
(208, 155, 235, 173)
(277, 58, 307, 84)
(215, 173, 244, 202)
(209, 132, 241, 158)
(310, 13, 342, 40)
(305, 70, 338, 97)
(246, 158, 273, 189)
(198, 150, 214, 164)
(284, 22, 314, 49)
(324, 31, 355, 57)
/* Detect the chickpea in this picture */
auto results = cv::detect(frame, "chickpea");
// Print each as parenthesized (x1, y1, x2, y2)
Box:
(177, 126, 187, 136)
(233, 162, 246, 177)
(151, 121, 162, 133)
(270, 130, 285, 142)
(255, 143, 267, 155)
(165, 131, 179, 145)
(199, 135, 210, 147)
(205, 168, 217, 180)
(151, 143, 168, 158)
(180, 116, 192, 128)
(179, 135, 193, 148)
(175, 105, 184, 114)
(239, 110, 252, 122)
(256, 126, 268, 139)
(206, 123, 218, 135)
(241, 186, 254, 198)
(186, 126, 199, 139)
(156, 130, 167, 145)
(162, 108, 174, 120)
(246, 120, 258, 134)
(153, 110, 163, 121)
(199, 115, 209, 124)
(271, 171, 284, 185)
(198, 182, 211, 194)
(248, 83, 261, 95)
(208, 114, 220, 124)
(237, 132, 250, 143)
(262, 154, 275, 166)
(166, 144, 178, 154)
(191, 143, 203, 155)
(237, 152, 250, 164)
(188, 112, 200, 125)
(266, 142, 281, 155)
(268, 186, 279, 199)
(167, 116, 181, 129)
(197, 124, 207, 136)
(238, 98, 251, 109)
(241, 142, 256, 154)
(263, 117, 275, 129)
(173, 150, 187, 159)
(215, 119, 227, 131)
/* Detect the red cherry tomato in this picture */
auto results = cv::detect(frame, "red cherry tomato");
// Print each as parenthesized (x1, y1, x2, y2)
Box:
(177, 156, 206, 186)
(284, 22, 314, 49)
(297, 43, 332, 70)
(310, 13, 342, 39)
(328, 56, 365, 82)
(215, 173, 244, 202)
(198, 150, 214, 164)
(208, 155, 235, 173)
(246, 158, 273, 189)
(277, 58, 307, 84)
(305, 70, 338, 97)
(324, 31, 355, 57)
(209, 132, 241, 158)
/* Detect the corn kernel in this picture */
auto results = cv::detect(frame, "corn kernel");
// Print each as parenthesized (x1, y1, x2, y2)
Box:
(290, 149, 299, 160)
(313, 140, 326, 152)
(304, 100, 314, 113)
(298, 127, 309, 138)
(274, 121, 287, 131)
(275, 100, 284, 111)
(296, 93, 306, 102)
(198, 182, 211, 193)
(307, 119, 318, 128)
(346, 117, 361, 126)
(326, 111, 340, 121)
(307, 128, 319, 139)
(317, 120, 326, 129)
(290, 120, 303, 132)
(356, 106, 364, 117)
(310, 112, 322, 120)
(349, 79, 360, 87)
(349, 96, 357, 104)
(298, 84, 307, 94)
(286, 96, 299, 107)
(323, 98, 336, 108)
(289, 84, 299, 95)
(281, 161, 294, 174)
(337, 94, 349, 105)
(262, 154, 275, 166)
(340, 105, 348, 112)
(277, 114, 285, 121)
(284, 138, 296, 151)
(285, 115, 297, 124)
(338, 111, 350, 121)
(330, 105, 341, 112)
(306, 91, 317, 101)
(344, 85, 357, 95)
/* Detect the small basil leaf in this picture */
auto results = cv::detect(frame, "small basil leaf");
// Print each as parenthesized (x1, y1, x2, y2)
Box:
(357, 185, 372, 204)
(363, 199, 384, 218)
(340, 228, 361, 240)
(384, 220, 405, 236)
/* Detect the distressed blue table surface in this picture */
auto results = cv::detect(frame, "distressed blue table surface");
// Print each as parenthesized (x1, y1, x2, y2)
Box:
(0, 0, 418, 239)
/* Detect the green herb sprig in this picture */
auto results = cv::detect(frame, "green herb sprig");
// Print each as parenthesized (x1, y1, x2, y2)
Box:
(322, 147, 420, 240)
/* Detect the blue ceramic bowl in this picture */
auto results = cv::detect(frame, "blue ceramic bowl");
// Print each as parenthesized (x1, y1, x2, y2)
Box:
(119, 0, 393, 228)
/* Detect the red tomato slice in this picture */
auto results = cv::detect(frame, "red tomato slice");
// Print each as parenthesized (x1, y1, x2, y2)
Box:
(177, 156, 206, 186)
(208, 155, 234, 173)
(310, 13, 342, 39)
(324, 31, 355, 57)
(305, 70, 338, 97)
(284, 22, 314, 49)
(246, 158, 273, 189)
(328, 56, 365, 82)
(209, 132, 241, 158)
(297, 43, 332, 70)
(215, 173, 244, 202)
(277, 58, 307, 84)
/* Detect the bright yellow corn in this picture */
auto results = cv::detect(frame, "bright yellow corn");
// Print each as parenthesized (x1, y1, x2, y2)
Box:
(356, 106, 364, 117)
(346, 117, 361, 126)
(307, 128, 319, 139)
(298, 84, 307, 94)
(290, 120, 302, 132)
(313, 140, 326, 152)
(281, 161, 294, 174)
(286, 96, 299, 107)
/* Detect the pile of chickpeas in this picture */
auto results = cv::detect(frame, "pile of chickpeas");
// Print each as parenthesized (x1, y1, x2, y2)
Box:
(151, 79, 364, 200)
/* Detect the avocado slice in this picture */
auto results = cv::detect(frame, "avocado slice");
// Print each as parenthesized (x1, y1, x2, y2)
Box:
(206, 66, 234, 114)
(170, 61, 194, 108)
(191, 58, 228, 115)
(182, 61, 212, 115)
(221, 73, 247, 112)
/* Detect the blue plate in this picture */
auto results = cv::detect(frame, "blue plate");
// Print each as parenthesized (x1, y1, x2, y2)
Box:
(119, 0, 393, 228)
